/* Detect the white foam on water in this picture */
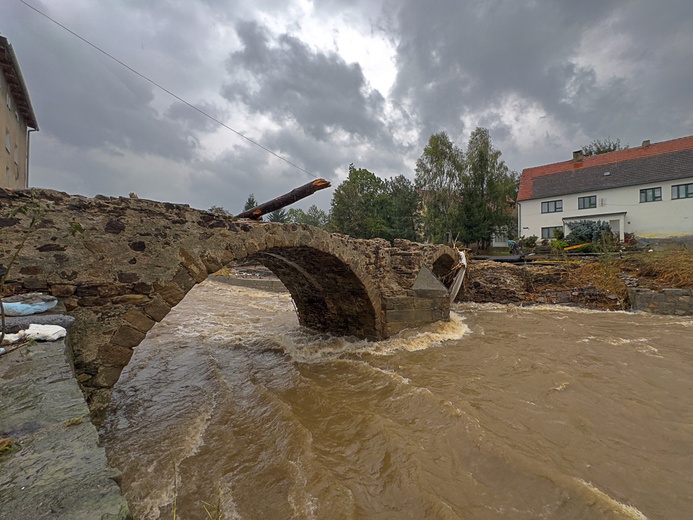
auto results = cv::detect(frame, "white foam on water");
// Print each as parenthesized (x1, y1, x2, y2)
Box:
(287, 457, 318, 520)
(604, 337, 664, 358)
(274, 312, 470, 363)
(574, 479, 649, 519)
(456, 301, 634, 315)
(607, 337, 651, 346)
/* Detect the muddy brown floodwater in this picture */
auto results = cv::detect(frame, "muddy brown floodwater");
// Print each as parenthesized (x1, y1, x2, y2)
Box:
(100, 279, 693, 519)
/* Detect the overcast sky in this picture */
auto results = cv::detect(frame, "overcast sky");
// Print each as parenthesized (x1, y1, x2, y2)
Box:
(4, 0, 693, 213)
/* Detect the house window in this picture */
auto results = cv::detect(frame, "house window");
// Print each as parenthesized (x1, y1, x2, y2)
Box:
(4, 129, 10, 152)
(541, 200, 563, 213)
(639, 187, 662, 203)
(14, 145, 19, 165)
(672, 183, 693, 200)
(578, 195, 597, 209)
(541, 226, 563, 239)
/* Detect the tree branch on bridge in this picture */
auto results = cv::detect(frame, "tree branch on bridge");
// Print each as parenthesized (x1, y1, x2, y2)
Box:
(235, 179, 331, 220)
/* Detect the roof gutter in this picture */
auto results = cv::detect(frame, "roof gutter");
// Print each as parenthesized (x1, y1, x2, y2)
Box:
(26, 128, 37, 188)
(1, 37, 39, 130)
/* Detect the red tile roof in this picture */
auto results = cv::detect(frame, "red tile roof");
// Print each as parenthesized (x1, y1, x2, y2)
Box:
(518, 135, 693, 201)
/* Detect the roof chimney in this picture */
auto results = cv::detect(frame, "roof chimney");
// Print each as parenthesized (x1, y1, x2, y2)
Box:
(642, 139, 650, 147)
(573, 150, 584, 162)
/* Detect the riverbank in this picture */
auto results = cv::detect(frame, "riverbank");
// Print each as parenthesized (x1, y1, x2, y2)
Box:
(464, 249, 693, 314)
(0, 334, 130, 519)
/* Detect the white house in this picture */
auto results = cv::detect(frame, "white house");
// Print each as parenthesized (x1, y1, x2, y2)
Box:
(517, 136, 693, 242)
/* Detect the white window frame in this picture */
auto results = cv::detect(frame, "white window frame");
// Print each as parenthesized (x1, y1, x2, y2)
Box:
(639, 187, 662, 203)
(578, 195, 597, 209)
(541, 200, 563, 213)
(541, 226, 563, 239)
(672, 183, 693, 200)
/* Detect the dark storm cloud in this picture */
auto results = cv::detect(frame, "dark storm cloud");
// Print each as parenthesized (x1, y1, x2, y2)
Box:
(6, 3, 207, 161)
(221, 21, 389, 142)
(165, 101, 228, 133)
(390, 0, 693, 163)
(4, 0, 693, 212)
(391, 1, 615, 134)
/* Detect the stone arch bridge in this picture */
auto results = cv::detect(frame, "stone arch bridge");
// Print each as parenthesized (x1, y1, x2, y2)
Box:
(1, 189, 460, 420)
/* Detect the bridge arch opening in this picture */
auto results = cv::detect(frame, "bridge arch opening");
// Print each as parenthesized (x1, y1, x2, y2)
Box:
(429, 250, 461, 289)
(251, 247, 381, 340)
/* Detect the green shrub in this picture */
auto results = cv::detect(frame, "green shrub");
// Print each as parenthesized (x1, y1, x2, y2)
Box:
(565, 220, 613, 245)
(523, 235, 538, 249)
(551, 239, 569, 251)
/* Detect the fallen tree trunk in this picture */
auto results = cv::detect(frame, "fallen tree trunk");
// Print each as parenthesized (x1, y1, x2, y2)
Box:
(235, 179, 331, 220)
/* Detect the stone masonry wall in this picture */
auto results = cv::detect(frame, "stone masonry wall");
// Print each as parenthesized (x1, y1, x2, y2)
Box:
(627, 287, 693, 316)
(1, 188, 457, 421)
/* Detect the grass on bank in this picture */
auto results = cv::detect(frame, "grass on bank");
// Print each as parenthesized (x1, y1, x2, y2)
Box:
(617, 249, 693, 288)
(562, 249, 693, 302)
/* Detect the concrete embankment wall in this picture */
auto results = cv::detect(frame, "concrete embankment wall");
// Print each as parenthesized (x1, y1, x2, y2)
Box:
(0, 337, 130, 520)
(628, 287, 693, 316)
(209, 274, 288, 293)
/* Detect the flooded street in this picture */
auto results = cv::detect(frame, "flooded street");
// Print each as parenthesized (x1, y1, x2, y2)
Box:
(100, 280, 693, 519)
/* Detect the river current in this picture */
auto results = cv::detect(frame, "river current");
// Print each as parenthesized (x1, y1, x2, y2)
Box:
(100, 279, 693, 520)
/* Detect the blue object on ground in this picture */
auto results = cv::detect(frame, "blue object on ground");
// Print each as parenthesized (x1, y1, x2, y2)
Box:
(1, 294, 58, 316)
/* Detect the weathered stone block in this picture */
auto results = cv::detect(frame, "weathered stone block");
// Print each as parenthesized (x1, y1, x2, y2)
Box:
(22, 278, 48, 290)
(153, 281, 186, 307)
(384, 297, 416, 311)
(104, 220, 126, 234)
(386, 308, 436, 326)
(63, 297, 79, 311)
(92, 366, 124, 388)
(111, 294, 150, 305)
(77, 296, 110, 307)
(132, 282, 153, 294)
(173, 267, 197, 292)
(200, 252, 223, 273)
(122, 308, 156, 332)
(117, 272, 140, 283)
(98, 343, 135, 366)
(111, 325, 146, 348)
(179, 249, 208, 283)
(98, 284, 127, 298)
(76, 372, 92, 383)
(19, 265, 44, 275)
(50, 284, 77, 297)
(144, 296, 171, 322)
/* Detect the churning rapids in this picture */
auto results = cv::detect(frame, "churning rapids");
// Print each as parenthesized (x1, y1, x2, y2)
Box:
(100, 279, 693, 520)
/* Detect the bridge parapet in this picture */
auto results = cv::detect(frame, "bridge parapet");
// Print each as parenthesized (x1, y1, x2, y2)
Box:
(1, 188, 459, 421)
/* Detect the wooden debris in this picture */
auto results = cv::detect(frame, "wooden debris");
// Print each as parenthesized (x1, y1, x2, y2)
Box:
(235, 179, 331, 220)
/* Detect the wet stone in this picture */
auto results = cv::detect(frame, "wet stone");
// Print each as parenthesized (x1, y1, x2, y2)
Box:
(0, 340, 130, 519)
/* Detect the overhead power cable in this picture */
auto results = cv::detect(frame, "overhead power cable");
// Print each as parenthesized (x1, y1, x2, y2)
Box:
(19, 0, 318, 179)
